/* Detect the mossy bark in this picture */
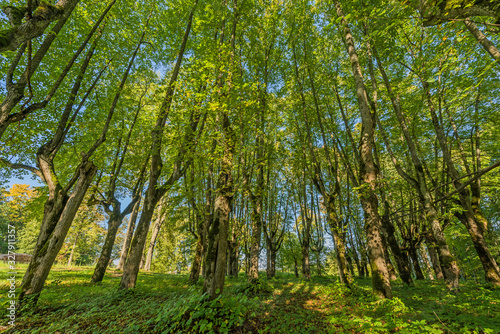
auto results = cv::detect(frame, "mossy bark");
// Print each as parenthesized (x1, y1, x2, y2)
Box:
(20, 161, 97, 307)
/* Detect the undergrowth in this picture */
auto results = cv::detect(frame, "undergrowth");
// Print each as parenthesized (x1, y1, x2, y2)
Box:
(0, 266, 498, 333)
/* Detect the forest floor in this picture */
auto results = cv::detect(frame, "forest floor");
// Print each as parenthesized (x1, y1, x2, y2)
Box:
(0, 264, 499, 333)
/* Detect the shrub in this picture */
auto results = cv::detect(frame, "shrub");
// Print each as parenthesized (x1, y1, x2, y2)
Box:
(234, 278, 273, 296)
(153, 287, 257, 333)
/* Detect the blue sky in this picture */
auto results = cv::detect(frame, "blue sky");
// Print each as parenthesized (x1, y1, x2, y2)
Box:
(4, 175, 44, 190)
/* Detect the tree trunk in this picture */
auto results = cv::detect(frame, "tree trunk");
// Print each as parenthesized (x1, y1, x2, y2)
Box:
(20, 161, 97, 306)
(67, 232, 79, 267)
(301, 241, 311, 280)
(189, 236, 204, 284)
(268, 248, 276, 278)
(425, 81, 500, 287)
(334, 1, 391, 298)
(425, 233, 444, 280)
(409, 244, 425, 280)
(144, 205, 166, 272)
(420, 243, 435, 281)
(385, 251, 397, 281)
(248, 202, 262, 282)
(380, 215, 413, 285)
(91, 214, 122, 283)
(117, 198, 141, 270)
(203, 164, 234, 297)
(346, 252, 356, 278)
(464, 19, 500, 67)
(203, 110, 236, 297)
(326, 197, 352, 284)
(119, 0, 197, 290)
(374, 49, 460, 289)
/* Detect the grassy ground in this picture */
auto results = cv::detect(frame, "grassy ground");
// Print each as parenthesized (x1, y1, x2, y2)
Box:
(0, 264, 499, 333)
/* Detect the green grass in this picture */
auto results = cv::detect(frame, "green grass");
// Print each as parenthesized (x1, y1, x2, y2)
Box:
(0, 264, 499, 333)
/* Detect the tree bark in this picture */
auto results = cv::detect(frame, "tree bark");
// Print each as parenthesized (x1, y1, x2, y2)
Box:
(381, 214, 413, 285)
(119, 0, 198, 290)
(91, 213, 122, 283)
(374, 49, 460, 290)
(20, 161, 97, 306)
(0, 0, 80, 52)
(144, 203, 167, 271)
(420, 243, 435, 281)
(203, 112, 236, 298)
(409, 243, 425, 280)
(67, 232, 79, 266)
(117, 198, 141, 270)
(424, 81, 500, 287)
(464, 19, 500, 67)
(424, 231, 444, 280)
(335, 1, 391, 298)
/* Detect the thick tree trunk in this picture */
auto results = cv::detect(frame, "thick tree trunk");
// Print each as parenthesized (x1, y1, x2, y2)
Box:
(121, 196, 159, 288)
(91, 214, 122, 283)
(203, 110, 236, 298)
(293, 257, 299, 278)
(20, 161, 97, 306)
(0, 0, 80, 53)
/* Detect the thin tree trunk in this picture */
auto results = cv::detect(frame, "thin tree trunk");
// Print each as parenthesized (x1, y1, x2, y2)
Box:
(119, 0, 198, 290)
(409, 243, 425, 280)
(464, 19, 500, 67)
(334, 1, 391, 298)
(374, 49, 460, 290)
(424, 81, 500, 287)
(67, 232, 79, 266)
(144, 205, 166, 272)
(420, 243, 435, 281)
(117, 198, 141, 270)
(425, 232, 444, 280)
(91, 214, 122, 283)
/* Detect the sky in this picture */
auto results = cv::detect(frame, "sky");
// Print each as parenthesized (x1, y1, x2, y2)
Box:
(4, 175, 44, 190)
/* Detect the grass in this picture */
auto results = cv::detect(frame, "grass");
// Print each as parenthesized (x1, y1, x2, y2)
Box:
(0, 264, 499, 333)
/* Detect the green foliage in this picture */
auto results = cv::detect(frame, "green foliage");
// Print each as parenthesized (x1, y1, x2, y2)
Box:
(153, 287, 257, 333)
(0, 267, 498, 333)
(233, 278, 273, 296)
